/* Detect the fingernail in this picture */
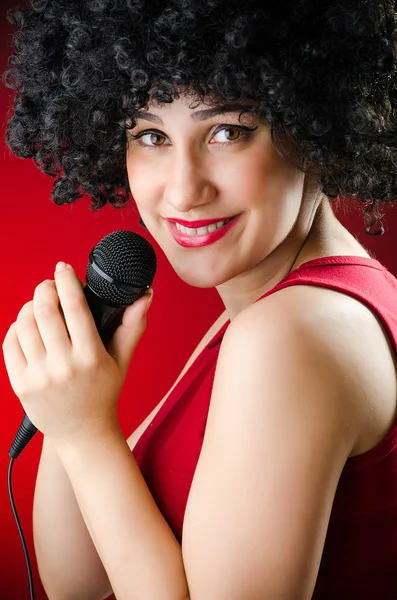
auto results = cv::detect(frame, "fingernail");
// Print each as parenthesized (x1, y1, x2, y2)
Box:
(55, 261, 68, 272)
(144, 289, 153, 314)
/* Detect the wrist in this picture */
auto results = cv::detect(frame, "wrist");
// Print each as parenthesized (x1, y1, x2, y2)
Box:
(53, 420, 125, 463)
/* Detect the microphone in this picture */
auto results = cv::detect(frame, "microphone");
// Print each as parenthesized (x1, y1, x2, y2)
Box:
(8, 230, 157, 458)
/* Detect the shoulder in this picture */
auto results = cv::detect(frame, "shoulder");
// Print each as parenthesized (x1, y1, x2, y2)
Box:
(221, 282, 393, 453)
(223, 282, 377, 380)
(216, 284, 367, 446)
(228, 281, 380, 340)
(225, 281, 388, 383)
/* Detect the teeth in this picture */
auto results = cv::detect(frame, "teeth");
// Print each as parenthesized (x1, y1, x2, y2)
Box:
(175, 218, 232, 235)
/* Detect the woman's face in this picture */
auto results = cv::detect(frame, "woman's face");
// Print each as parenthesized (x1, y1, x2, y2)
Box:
(126, 95, 307, 289)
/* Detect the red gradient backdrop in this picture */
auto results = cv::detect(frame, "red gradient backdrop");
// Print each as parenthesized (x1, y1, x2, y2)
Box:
(0, 3, 396, 599)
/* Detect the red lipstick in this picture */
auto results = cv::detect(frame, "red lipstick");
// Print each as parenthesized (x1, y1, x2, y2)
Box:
(166, 214, 241, 248)
(165, 216, 236, 228)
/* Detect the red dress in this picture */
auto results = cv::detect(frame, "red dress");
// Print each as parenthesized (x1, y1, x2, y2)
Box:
(132, 255, 397, 598)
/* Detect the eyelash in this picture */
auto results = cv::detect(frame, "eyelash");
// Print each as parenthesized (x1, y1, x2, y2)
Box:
(128, 124, 257, 149)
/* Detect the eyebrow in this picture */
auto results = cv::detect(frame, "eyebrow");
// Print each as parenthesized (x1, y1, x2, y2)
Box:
(134, 103, 258, 125)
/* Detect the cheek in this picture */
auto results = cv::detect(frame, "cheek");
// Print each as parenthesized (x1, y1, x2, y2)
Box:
(125, 152, 158, 209)
(233, 150, 305, 249)
(227, 149, 301, 209)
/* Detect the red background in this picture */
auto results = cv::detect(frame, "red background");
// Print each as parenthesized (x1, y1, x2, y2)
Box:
(0, 3, 396, 599)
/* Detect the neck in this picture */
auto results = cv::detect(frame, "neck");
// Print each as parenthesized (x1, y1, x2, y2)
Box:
(217, 191, 332, 320)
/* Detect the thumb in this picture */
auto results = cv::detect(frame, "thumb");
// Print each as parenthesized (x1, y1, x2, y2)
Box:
(106, 289, 153, 373)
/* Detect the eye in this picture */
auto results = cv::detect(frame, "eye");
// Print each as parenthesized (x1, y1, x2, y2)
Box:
(132, 131, 170, 147)
(138, 131, 167, 146)
(211, 125, 257, 146)
(211, 126, 242, 143)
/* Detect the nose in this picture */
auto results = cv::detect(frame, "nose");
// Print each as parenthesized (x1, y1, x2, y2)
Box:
(163, 150, 217, 214)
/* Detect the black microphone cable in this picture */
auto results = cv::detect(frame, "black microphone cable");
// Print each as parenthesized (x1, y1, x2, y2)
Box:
(8, 413, 39, 600)
(6, 229, 157, 600)
(8, 455, 35, 600)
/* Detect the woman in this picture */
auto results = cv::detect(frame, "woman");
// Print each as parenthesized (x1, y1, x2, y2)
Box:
(2, 1, 397, 598)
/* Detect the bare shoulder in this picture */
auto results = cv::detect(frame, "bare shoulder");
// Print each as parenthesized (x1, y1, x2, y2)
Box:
(227, 283, 397, 457)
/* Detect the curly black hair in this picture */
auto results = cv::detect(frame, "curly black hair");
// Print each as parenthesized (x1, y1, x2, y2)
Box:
(3, 0, 397, 235)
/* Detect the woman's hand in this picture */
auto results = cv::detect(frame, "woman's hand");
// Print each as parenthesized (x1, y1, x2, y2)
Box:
(2, 261, 153, 446)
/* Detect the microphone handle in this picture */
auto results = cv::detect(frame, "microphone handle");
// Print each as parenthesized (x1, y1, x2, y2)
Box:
(8, 415, 37, 459)
(8, 285, 129, 458)
(83, 285, 128, 346)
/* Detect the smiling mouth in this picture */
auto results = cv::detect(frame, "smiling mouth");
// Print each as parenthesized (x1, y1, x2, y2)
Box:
(174, 217, 234, 235)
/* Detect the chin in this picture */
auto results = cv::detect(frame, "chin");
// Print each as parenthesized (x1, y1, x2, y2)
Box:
(176, 271, 221, 289)
(171, 262, 230, 289)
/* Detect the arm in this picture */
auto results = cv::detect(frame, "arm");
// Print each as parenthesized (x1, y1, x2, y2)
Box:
(33, 437, 113, 600)
(33, 386, 183, 600)
(3, 265, 189, 599)
(182, 286, 363, 600)
(15, 268, 224, 600)
(53, 426, 190, 600)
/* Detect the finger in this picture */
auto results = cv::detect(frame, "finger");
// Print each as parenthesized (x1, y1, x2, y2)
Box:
(53, 262, 102, 356)
(15, 301, 47, 364)
(33, 279, 72, 356)
(2, 322, 28, 392)
(106, 291, 152, 375)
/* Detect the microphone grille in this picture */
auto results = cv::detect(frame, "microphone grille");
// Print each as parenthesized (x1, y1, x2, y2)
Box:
(86, 230, 157, 306)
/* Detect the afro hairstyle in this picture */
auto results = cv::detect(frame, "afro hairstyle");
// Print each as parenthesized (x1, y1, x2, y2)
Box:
(3, 0, 397, 235)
